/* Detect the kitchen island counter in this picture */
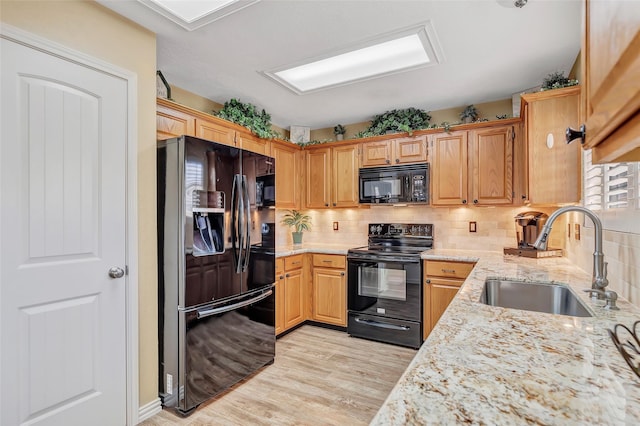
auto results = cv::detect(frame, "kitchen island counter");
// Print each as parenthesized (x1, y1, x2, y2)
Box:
(372, 249, 640, 425)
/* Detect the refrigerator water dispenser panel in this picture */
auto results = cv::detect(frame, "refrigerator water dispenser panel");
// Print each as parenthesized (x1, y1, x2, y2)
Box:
(192, 208, 224, 256)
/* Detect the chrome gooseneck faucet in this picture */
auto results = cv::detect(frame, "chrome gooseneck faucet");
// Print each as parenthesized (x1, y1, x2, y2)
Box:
(533, 206, 609, 291)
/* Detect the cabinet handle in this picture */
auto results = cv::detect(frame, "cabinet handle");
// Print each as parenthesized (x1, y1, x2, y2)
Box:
(279, 275, 284, 280)
(325, 203, 329, 207)
(386, 159, 390, 164)
(473, 199, 478, 204)
(442, 269, 456, 273)
(462, 199, 467, 204)
(566, 124, 586, 145)
(395, 158, 399, 163)
(340, 272, 345, 276)
(285, 273, 290, 278)
(322, 260, 332, 263)
(425, 279, 431, 284)
(332, 202, 337, 206)
(521, 194, 527, 200)
(291, 261, 300, 265)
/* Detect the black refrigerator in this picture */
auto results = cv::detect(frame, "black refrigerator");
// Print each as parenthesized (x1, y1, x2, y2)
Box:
(157, 135, 276, 415)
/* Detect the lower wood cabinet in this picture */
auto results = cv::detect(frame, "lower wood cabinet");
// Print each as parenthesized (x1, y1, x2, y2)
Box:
(423, 260, 475, 340)
(275, 254, 305, 335)
(311, 254, 347, 326)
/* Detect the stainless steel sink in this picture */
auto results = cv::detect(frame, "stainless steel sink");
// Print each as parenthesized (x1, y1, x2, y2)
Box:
(480, 278, 593, 317)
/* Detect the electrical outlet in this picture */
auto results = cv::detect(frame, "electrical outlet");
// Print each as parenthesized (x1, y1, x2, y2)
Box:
(575, 224, 581, 240)
(469, 221, 477, 233)
(333, 221, 339, 231)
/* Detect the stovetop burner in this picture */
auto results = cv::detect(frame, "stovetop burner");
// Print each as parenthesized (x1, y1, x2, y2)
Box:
(348, 223, 434, 258)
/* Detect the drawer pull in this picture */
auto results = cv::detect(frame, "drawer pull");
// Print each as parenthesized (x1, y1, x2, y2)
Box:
(442, 269, 456, 273)
(322, 260, 332, 263)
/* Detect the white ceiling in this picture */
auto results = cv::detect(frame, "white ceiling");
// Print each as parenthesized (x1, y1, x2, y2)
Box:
(98, 0, 582, 130)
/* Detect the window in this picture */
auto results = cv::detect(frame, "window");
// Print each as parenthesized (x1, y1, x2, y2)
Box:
(582, 149, 639, 231)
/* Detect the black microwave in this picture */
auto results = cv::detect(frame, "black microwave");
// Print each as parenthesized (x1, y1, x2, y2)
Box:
(359, 163, 429, 204)
(256, 174, 275, 207)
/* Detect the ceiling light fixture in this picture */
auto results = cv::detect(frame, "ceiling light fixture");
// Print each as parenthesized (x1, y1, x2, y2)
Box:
(265, 22, 444, 95)
(497, 0, 528, 8)
(139, 0, 260, 31)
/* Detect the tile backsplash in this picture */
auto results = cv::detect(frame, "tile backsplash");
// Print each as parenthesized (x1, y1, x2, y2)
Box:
(275, 206, 565, 251)
(563, 212, 640, 309)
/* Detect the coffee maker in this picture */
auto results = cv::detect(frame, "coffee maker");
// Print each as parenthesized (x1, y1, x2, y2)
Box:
(504, 211, 562, 258)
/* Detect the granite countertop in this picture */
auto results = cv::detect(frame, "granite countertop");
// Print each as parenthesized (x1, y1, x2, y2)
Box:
(372, 249, 640, 425)
(275, 243, 355, 257)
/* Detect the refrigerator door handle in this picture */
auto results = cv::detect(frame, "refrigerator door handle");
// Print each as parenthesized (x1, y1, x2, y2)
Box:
(231, 174, 242, 272)
(242, 174, 251, 271)
(196, 289, 273, 319)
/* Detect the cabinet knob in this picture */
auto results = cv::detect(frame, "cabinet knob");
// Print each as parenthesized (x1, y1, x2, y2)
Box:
(462, 199, 467, 204)
(386, 159, 390, 164)
(566, 124, 586, 145)
(395, 158, 399, 163)
(521, 194, 527, 200)
(285, 273, 290, 278)
(473, 199, 478, 204)
(279, 275, 284, 280)
(332, 202, 336, 206)
(325, 203, 329, 207)
(340, 272, 345, 276)
(426, 279, 431, 284)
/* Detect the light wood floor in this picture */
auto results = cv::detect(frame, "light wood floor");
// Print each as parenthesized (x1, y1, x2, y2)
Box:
(141, 325, 416, 426)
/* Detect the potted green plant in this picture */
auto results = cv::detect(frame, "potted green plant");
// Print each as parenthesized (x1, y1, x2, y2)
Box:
(215, 98, 279, 139)
(281, 210, 311, 244)
(333, 124, 346, 141)
(459, 105, 479, 123)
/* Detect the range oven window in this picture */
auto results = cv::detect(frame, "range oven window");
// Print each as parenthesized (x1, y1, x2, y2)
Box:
(358, 264, 406, 300)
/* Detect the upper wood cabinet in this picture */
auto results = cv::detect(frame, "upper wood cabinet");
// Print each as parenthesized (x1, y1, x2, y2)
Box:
(236, 131, 270, 156)
(520, 87, 581, 205)
(430, 131, 468, 206)
(430, 124, 515, 206)
(305, 143, 359, 208)
(195, 117, 236, 147)
(468, 125, 513, 205)
(272, 141, 302, 209)
(581, 0, 640, 163)
(157, 103, 194, 140)
(361, 135, 427, 167)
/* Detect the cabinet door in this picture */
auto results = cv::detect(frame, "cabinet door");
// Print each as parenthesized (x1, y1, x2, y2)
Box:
(195, 118, 236, 146)
(525, 88, 581, 204)
(395, 135, 428, 164)
(430, 279, 461, 332)
(469, 126, 513, 205)
(238, 131, 270, 155)
(272, 142, 301, 209)
(332, 144, 359, 207)
(361, 140, 392, 167)
(430, 131, 468, 206)
(284, 268, 305, 329)
(157, 104, 195, 140)
(312, 268, 347, 326)
(305, 148, 331, 208)
(582, 0, 640, 162)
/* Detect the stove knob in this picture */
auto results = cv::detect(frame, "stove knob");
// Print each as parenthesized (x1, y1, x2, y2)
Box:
(370, 225, 376, 234)
(376, 225, 382, 234)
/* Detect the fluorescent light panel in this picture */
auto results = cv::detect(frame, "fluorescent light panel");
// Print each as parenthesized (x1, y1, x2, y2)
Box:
(140, 0, 259, 31)
(268, 25, 442, 94)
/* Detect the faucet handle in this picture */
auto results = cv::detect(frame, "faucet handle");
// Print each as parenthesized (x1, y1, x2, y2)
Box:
(584, 288, 605, 299)
(604, 290, 620, 310)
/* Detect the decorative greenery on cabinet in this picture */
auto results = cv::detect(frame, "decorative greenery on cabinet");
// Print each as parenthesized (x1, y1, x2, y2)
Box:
(215, 98, 280, 139)
(540, 71, 578, 91)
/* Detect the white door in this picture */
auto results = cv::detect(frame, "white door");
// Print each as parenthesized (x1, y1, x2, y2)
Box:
(1, 37, 128, 425)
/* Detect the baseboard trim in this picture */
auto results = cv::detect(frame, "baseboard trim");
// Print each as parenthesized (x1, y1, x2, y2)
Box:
(138, 398, 162, 423)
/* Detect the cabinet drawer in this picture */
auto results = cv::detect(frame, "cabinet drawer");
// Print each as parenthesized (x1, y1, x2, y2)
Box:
(312, 254, 345, 269)
(425, 260, 474, 279)
(284, 254, 304, 270)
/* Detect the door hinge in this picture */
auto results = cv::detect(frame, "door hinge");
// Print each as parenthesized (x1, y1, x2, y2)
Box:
(125, 265, 129, 276)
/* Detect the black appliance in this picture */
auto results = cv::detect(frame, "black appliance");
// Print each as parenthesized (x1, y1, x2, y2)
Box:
(157, 135, 276, 415)
(347, 223, 433, 349)
(359, 163, 429, 204)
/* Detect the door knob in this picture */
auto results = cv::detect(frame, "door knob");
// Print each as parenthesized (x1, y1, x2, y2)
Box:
(108, 267, 125, 279)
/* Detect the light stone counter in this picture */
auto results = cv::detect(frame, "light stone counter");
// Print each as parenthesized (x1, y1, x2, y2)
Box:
(372, 249, 640, 425)
(276, 243, 355, 257)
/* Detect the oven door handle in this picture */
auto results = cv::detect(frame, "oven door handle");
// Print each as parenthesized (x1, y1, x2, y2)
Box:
(354, 317, 411, 331)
